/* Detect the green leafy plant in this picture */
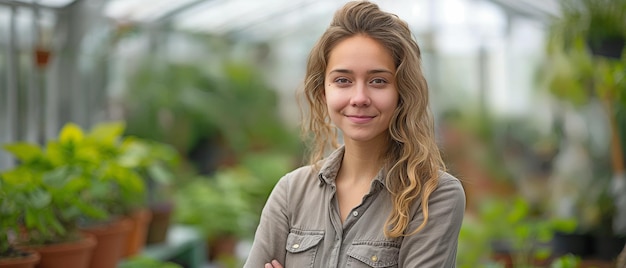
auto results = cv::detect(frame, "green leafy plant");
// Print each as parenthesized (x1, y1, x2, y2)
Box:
(237, 151, 296, 219)
(51, 122, 177, 219)
(1, 124, 113, 246)
(49, 122, 146, 218)
(552, 0, 626, 58)
(0, 121, 176, 247)
(0, 169, 64, 258)
(173, 167, 256, 242)
(550, 254, 581, 268)
(173, 151, 295, 241)
(124, 58, 301, 174)
(457, 215, 494, 267)
(457, 197, 577, 268)
(119, 136, 180, 207)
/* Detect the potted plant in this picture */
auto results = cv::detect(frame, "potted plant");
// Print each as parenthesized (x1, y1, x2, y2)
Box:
(0, 174, 41, 268)
(2, 121, 181, 267)
(173, 167, 258, 267)
(65, 121, 175, 267)
(458, 196, 577, 268)
(1, 128, 106, 268)
(119, 137, 180, 248)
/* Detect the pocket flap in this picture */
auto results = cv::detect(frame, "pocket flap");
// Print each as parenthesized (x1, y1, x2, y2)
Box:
(347, 243, 399, 267)
(285, 231, 324, 253)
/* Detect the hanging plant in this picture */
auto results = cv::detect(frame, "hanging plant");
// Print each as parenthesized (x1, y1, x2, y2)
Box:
(555, 0, 626, 59)
(34, 45, 51, 69)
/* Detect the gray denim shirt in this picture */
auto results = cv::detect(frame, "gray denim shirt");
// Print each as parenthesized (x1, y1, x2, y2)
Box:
(243, 146, 465, 268)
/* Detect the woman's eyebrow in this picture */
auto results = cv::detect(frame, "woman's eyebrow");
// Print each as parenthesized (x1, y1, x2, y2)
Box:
(328, 69, 352, 74)
(328, 69, 392, 75)
(367, 69, 393, 75)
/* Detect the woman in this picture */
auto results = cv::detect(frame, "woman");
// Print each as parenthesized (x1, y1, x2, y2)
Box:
(244, 1, 465, 267)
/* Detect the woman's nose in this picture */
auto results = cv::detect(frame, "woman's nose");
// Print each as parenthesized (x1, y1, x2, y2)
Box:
(350, 82, 371, 107)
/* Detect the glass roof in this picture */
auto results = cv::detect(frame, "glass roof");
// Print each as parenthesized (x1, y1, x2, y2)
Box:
(2, 0, 561, 42)
(100, 0, 559, 43)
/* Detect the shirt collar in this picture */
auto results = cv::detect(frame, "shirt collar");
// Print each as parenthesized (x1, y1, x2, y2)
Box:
(317, 145, 386, 189)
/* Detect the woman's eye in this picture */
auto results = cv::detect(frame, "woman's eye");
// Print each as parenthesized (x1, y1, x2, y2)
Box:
(371, 78, 387, 84)
(335, 78, 350, 84)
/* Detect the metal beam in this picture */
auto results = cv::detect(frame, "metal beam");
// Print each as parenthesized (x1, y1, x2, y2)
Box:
(0, 0, 76, 9)
(2, 5, 18, 169)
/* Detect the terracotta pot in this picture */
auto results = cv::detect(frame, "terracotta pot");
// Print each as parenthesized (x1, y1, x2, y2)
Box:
(81, 218, 132, 268)
(123, 208, 152, 257)
(28, 234, 96, 268)
(490, 252, 513, 268)
(34, 48, 51, 68)
(0, 250, 40, 268)
(146, 202, 173, 245)
(207, 235, 238, 261)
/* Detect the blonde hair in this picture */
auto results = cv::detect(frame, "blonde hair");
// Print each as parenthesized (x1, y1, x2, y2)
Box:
(300, 0, 445, 238)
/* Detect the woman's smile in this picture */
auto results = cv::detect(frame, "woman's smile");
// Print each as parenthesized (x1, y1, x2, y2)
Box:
(345, 114, 376, 124)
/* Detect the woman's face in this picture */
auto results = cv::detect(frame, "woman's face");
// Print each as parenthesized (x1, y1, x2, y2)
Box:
(324, 35, 398, 145)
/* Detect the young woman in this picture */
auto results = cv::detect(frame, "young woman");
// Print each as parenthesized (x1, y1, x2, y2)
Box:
(244, 1, 465, 267)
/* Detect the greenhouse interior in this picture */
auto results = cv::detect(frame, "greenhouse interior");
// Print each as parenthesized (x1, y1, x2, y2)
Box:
(1, 0, 625, 267)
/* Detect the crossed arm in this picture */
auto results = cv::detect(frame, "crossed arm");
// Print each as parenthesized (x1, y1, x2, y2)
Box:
(243, 178, 290, 268)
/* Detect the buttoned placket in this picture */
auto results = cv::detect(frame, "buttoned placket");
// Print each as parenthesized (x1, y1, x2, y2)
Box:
(325, 178, 383, 268)
(327, 183, 342, 268)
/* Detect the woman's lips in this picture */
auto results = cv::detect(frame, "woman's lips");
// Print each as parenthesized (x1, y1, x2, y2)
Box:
(346, 115, 374, 124)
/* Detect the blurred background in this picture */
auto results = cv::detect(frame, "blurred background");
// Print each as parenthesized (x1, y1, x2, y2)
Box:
(0, 0, 625, 267)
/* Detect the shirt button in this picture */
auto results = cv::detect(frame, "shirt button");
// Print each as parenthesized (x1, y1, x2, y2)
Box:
(292, 244, 300, 249)
(371, 255, 378, 262)
(352, 211, 359, 217)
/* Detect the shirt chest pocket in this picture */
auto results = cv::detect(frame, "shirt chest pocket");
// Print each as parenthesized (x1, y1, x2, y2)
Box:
(285, 230, 324, 268)
(346, 242, 399, 268)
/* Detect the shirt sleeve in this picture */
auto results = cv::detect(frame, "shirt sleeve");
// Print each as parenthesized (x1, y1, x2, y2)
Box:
(398, 176, 466, 268)
(243, 175, 291, 268)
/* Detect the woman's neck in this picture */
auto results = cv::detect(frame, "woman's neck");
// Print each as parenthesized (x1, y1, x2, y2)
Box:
(339, 139, 386, 184)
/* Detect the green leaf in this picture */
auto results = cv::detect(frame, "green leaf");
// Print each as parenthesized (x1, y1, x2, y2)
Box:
(1, 168, 35, 187)
(29, 188, 51, 209)
(72, 199, 108, 220)
(88, 121, 125, 145)
(148, 164, 173, 185)
(534, 248, 551, 261)
(117, 141, 147, 167)
(25, 208, 38, 229)
(2, 142, 43, 163)
(59, 204, 80, 219)
(550, 254, 580, 268)
(42, 167, 72, 188)
(551, 218, 577, 233)
(44, 210, 66, 236)
(506, 198, 529, 224)
(45, 141, 65, 167)
(59, 123, 85, 144)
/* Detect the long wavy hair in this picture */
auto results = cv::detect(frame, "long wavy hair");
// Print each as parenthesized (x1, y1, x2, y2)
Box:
(299, 0, 445, 238)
